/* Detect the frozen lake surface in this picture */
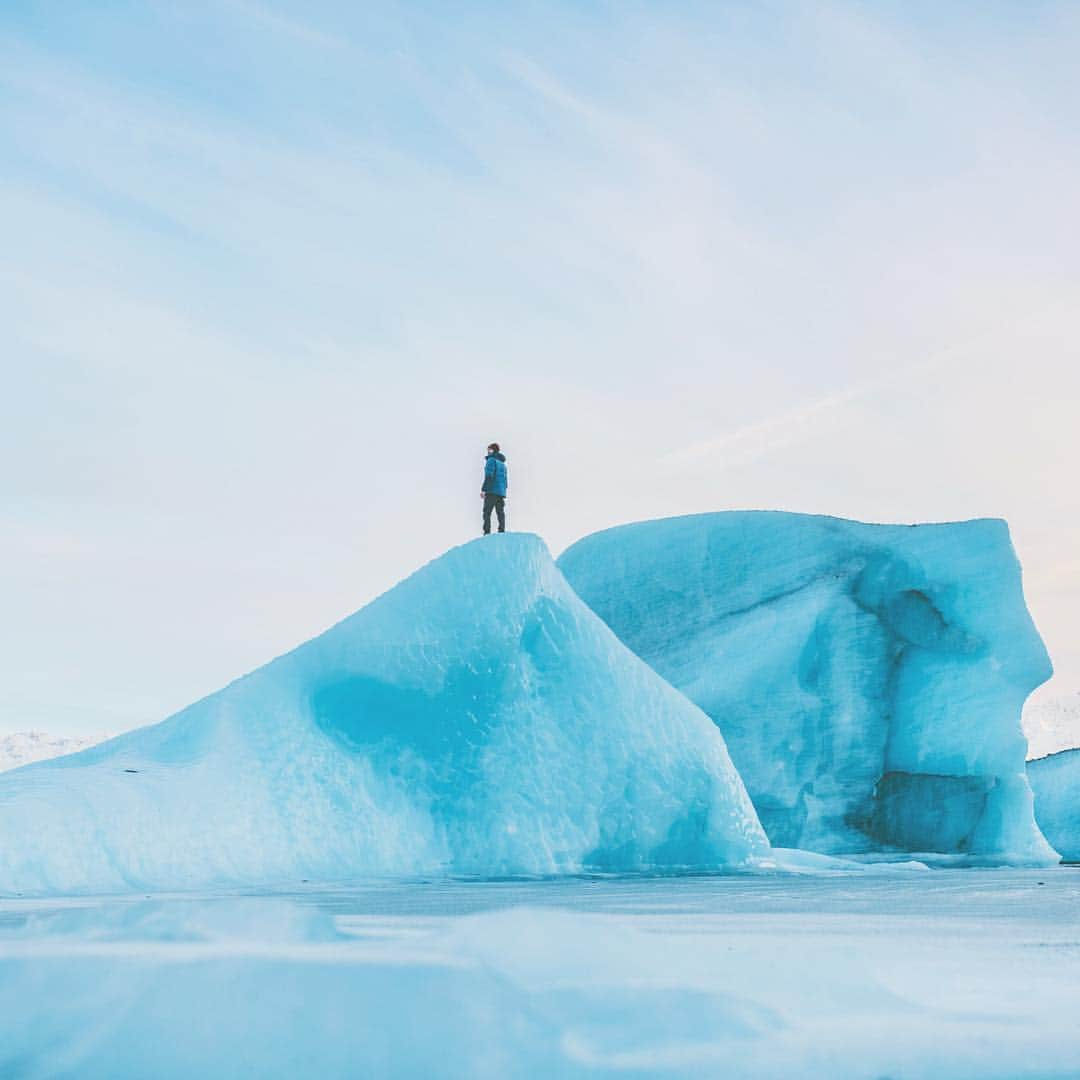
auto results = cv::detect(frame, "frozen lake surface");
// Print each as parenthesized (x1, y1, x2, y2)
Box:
(2, 868, 1079, 1078)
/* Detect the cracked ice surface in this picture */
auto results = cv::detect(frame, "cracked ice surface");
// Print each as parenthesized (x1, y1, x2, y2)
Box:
(1, 870, 1078, 1078)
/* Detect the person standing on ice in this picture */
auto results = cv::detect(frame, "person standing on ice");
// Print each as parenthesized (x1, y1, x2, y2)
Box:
(481, 442, 508, 535)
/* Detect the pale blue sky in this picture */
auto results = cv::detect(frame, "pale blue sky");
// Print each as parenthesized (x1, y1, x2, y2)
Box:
(3, 1, 1079, 735)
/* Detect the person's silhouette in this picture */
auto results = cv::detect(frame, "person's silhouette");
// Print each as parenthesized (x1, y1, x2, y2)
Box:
(481, 442, 508, 534)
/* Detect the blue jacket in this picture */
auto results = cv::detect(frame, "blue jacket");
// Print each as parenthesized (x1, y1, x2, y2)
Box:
(483, 452, 508, 497)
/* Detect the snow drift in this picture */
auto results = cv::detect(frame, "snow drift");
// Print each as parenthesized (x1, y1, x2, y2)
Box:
(0, 534, 768, 895)
(1027, 750, 1080, 861)
(559, 512, 1056, 865)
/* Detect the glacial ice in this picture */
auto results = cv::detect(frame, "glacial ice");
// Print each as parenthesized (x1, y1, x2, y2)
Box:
(0, 534, 768, 895)
(559, 512, 1057, 864)
(1027, 750, 1080, 861)
(4, 873, 1080, 1078)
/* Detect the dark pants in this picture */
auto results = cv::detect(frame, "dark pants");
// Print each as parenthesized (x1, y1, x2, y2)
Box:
(483, 494, 506, 534)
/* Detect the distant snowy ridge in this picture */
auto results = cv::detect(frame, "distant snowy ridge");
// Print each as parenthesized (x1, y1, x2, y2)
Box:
(0, 732, 111, 773)
(1023, 694, 1080, 759)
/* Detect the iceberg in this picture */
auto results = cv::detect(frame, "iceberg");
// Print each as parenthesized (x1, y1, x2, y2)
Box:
(1027, 750, 1080, 861)
(559, 512, 1057, 864)
(0, 534, 768, 896)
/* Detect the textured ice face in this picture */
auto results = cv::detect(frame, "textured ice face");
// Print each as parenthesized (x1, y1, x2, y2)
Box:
(1028, 750, 1080, 861)
(559, 512, 1057, 865)
(0, 534, 768, 895)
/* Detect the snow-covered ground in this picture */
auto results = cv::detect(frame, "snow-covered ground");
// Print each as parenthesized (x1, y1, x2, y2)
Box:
(1024, 693, 1080, 759)
(0, 731, 110, 772)
(1, 870, 1078, 1078)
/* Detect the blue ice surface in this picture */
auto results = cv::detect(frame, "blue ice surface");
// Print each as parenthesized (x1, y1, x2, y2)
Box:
(2, 869, 1079, 1078)
(1028, 749, 1080, 861)
(559, 511, 1058, 865)
(0, 534, 769, 896)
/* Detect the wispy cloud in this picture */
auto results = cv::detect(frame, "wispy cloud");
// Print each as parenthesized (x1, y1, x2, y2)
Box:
(658, 301, 1079, 473)
(220, 0, 346, 50)
(2, 2, 1079, 732)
